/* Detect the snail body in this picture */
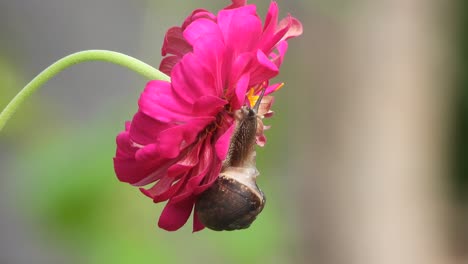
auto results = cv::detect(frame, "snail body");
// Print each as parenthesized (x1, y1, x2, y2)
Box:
(195, 94, 266, 231)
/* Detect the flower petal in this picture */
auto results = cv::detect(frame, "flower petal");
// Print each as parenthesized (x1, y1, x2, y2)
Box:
(139, 80, 193, 123)
(215, 123, 235, 161)
(159, 55, 182, 76)
(183, 18, 223, 47)
(161, 27, 192, 57)
(271, 41, 288, 68)
(192, 211, 205, 232)
(156, 117, 214, 158)
(278, 15, 304, 41)
(192, 95, 227, 117)
(114, 132, 169, 185)
(248, 50, 279, 85)
(158, 197, 195, 231)
(232, 73, 250, 110)
(217, 5, 262, 54)
(129, 111, 175, 146)
(225, 0, 247, 9)
(194, 160, 222, 194)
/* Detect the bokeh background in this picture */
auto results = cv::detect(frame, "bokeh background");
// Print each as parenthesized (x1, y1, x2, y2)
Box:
(0, 0, 466, 263)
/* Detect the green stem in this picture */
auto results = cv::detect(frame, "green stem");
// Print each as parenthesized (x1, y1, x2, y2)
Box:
(0, 49, 169, 132)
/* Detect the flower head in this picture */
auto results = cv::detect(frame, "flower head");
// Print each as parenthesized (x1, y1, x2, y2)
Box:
(114, 0, 302, 232)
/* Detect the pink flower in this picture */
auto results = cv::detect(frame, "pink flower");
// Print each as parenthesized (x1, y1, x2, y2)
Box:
(113, 0, 302, 232)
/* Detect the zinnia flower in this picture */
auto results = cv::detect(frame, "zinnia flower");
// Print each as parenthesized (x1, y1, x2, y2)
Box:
(114, 0, 302, 232)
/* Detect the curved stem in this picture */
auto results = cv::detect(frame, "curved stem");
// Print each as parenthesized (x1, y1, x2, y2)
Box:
(0, 50, 169, 132)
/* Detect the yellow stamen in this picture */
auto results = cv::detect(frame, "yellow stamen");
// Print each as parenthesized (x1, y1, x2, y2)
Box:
(246, 83, 285, 107)
(247, 88, 259, 107)
(275, 83, 285, 92)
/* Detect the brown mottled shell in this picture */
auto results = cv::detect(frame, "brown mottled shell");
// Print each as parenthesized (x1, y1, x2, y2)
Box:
(195, 168, 266, 231)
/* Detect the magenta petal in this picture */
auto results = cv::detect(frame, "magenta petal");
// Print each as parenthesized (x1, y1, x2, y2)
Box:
(157, 117, 214, 158)
(140, 176, 174, 199)
(264, 83, 282, 96)
(115, 131, 138, 158)
(194, 161, 222, 194)
(129, 111, 175, 146)
(271, 41, 288, 68)
(162, 27, 192, 56)
(182, 9, 216, 29)
(139, 80, 193, 122)
(217, 6, 262, 53)
(114, 132, 163, 185)
(192, 211, 205, 232)
(256, 134, 267, 147)
(168, 141, 202, 174)
(225, 0, 247, 9)
(171, 53, 221, 101)
(232, 73, 250, 110)
(215, 123, 235, 161)
(158, 197, 195, 231)
(192, 96, 227, 116)
(263, 2, 279, 34)
(249, 50, 279, 85)
(278, 15, 304, 41)
(183, 18, 223, 46)
(141, 172, 187, 203)
(159, 55, 181, 76)
(230, 53, 253, 83)
(152, 177, 186, 203)
(187, 138, 213, 189)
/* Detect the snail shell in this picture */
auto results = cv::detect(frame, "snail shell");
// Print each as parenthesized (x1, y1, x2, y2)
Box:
(195, 104, 266, 231)
(196, 167, 265, 231)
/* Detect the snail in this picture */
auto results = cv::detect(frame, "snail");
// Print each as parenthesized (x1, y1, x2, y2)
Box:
(195, 89, 267, 231)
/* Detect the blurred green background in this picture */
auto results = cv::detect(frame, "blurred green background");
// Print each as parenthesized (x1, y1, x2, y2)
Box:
(1, 0, 467, 264)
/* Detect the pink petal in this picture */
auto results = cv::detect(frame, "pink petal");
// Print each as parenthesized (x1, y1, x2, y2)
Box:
(271, 41, 288, 68)
(232, 73, 250, 110)
(256, 134, 267, 147)
(114, 132, 167, 185)
(225, 0, 247, 9)
(141, 172, 187, 203)
(194, 160, 222, 194)
(159, 55, 181, 76)
(151, 176, 186, 203)
(158, 197, 195, 231)
(263, 2, 279, 34)
(192, 211, 205, 232)
(186, 137, 214, 189)
(249, 50, 279, 85)
(115, 131, 137, 159)
(257, 95, 275, 116)
(264, 83, 282, 96)
(215, 123, 235, 161)
(217, 5, 262, 54)
(170, 135, 220, 203)
(156, 117, 214, 158)
(140, 176, 174, 199)
(182, 9, 216, 29)
(229, 53, 254, 89)
(161, 27, 192, 56)
(183, 18, 223, 47)
(138, 80, 193, 123)
(129, 111, 175, 146)
(167, 141, 203, 175)
(171, 52, 222, 102)
(192, 96, 227, 117)
(278, 15, 304, 41)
